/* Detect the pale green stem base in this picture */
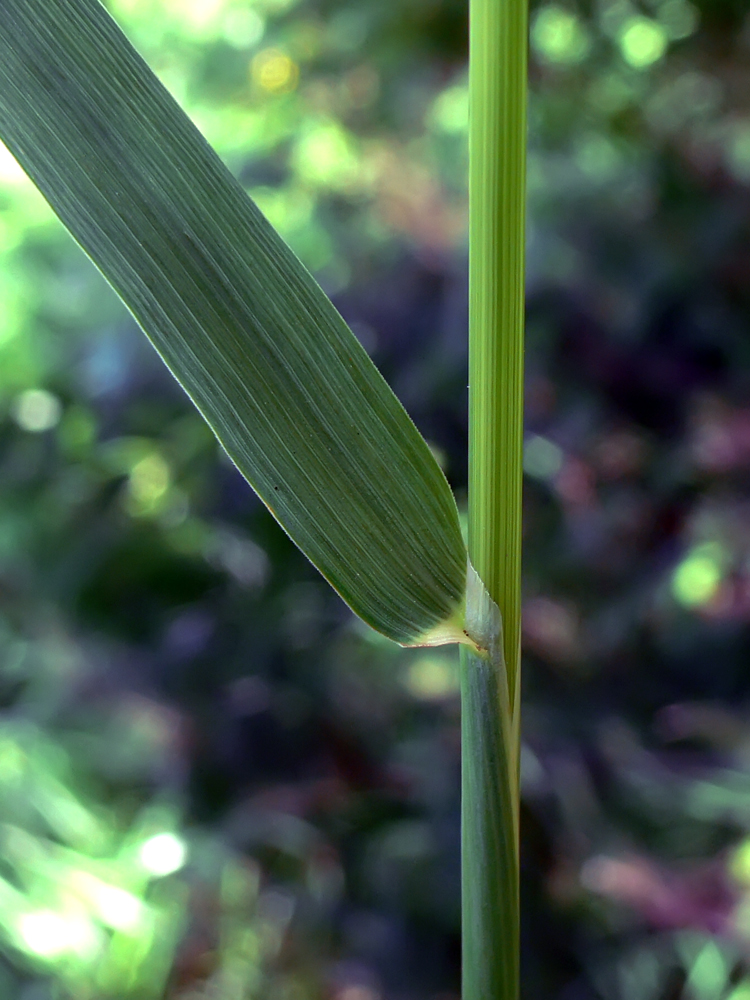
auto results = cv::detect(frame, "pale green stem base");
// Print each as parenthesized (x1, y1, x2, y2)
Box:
(461, 571, 520, 1000)
(461, 645, 519, 1000)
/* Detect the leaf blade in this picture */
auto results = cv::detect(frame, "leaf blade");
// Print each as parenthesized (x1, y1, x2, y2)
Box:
(0, 0, 468, 645)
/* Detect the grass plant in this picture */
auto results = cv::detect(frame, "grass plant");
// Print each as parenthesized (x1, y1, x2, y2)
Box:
(463, 0, 527, 995)
(0, 0, 527, 995)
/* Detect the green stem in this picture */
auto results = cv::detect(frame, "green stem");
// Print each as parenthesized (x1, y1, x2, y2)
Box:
(468, 0, 527, 688)
(463, 0, 527, 994)
(461, 644, 519, 1000)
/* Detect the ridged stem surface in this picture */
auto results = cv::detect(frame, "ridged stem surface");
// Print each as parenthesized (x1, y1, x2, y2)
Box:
(468, 0, 527, 694)
(463, 0, 527, 994)
(461, 642, 519, 1000)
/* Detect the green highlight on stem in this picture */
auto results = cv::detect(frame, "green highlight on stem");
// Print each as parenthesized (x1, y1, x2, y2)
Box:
(463, 0, 527, 993)
(468, 0, 527, 696)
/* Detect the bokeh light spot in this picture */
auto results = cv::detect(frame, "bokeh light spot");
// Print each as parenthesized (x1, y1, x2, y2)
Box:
(619, 18, 668, 68)
(731, 839, 750, 885)
(162, 0, 225, 37)
(405, 656, 458, 700)
(524, 435, 564, 480)
(18, 910, 98, 959)
(138, 832, 187, 876)
(575, 133, 622, 180)
(71, 873, 145, 932)
(430, 85, 469, 134)
(222, 8, 265, 48)
(657, 0, 698, 40)
(12, 389, 62, 433)
(97, 887, 143, 932)
(532, 6, 591, 65)
(252, 49, 298, 94)
(127, 453, 171, 514)
(251, 186, 313, 235)
(292, 123, 360, 191)
(672, 544, 724, 607)
(685, 940, 728, 1000)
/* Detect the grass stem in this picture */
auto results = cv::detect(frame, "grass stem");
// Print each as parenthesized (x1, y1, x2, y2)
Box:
(463, 0, 527, 993)
(468, 0, 527, 688)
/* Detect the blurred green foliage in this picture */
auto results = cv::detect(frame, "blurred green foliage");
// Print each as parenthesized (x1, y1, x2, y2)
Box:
(2, 0, 750, 997)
